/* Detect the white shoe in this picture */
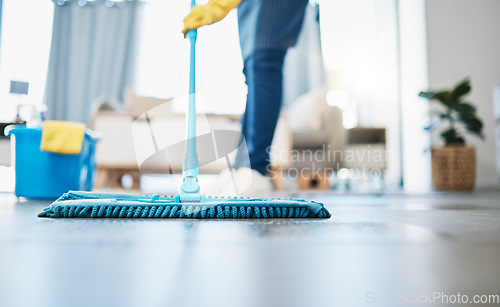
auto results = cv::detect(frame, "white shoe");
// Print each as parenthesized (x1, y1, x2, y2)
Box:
(220, 167, 272, 198)
(201, 169, 234, 196)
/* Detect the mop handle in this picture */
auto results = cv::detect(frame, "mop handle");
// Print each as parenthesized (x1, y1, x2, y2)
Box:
(179, 0, 202, 202)
(187, 19, 196, 140)
(183, 29, 198, 174)
(183, 0, 198, 168)
(184, 0, 198, 173)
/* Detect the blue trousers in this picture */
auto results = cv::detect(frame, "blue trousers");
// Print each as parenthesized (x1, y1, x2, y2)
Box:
(234, 49, 287, 175)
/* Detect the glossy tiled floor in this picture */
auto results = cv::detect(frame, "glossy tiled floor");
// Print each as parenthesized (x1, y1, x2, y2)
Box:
(1, 191, 500, 307)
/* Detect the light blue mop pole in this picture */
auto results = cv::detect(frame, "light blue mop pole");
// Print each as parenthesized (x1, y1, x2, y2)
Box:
(178, 0, 205, 202)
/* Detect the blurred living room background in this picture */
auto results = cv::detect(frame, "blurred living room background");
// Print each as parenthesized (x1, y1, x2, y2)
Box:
(0, 0, 499, 194)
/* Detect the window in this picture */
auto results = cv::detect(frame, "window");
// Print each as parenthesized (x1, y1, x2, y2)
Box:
(0, 0, 53, 121)
(133, 0, 246, 115)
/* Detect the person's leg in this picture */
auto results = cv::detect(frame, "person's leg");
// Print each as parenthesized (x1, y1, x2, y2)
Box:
(240, 49, 287, 176)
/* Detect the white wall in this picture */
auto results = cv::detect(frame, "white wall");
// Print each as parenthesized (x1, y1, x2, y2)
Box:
(425, 0, 500, 188)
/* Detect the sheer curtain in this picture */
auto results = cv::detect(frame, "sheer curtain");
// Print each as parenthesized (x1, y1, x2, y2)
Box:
(44, 0, 139, 125)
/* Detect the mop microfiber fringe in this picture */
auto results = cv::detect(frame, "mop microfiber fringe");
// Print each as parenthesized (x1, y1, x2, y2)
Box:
(38, 191, 331, 219)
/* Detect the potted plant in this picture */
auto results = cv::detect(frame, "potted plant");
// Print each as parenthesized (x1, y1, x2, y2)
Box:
(419, 78, 484, 191)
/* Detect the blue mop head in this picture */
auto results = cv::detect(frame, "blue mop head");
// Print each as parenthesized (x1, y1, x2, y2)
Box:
(38, 191, 331, 219)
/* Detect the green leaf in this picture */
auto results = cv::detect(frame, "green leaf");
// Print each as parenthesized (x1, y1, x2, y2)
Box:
(441, 128, 466, 145)
(456, 102, 476, 115)
(433, 91, 453, 108)
(419, 91, 435, 99)
(453, 136, 466, 145)
(424, 119, 439, 131)
(451, 78, 471, 101)
(461, 116, 484, 139)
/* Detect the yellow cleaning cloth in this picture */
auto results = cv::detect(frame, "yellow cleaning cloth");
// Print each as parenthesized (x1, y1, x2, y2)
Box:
(40, 120, 86, 155)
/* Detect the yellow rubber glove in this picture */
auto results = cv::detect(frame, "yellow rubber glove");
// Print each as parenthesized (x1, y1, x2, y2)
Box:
(182, 0, 242, 36)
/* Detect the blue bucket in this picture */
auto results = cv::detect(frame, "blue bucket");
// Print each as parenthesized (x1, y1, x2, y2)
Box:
(6, 125, 97, 199)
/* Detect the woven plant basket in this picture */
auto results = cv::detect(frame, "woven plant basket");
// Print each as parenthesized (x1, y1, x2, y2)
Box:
(432, 146, 476, 191)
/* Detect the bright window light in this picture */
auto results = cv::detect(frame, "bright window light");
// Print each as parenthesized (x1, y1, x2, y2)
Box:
(0, 0, 53, 122)
(326, 89, 349, 109)
(134, 1, 246, 115)
(326, 89, 357, 129)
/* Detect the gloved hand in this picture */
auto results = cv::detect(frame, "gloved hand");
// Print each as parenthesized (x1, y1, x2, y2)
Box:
(182, 0, 241, 36)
